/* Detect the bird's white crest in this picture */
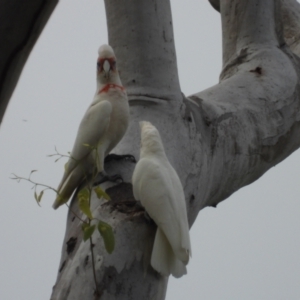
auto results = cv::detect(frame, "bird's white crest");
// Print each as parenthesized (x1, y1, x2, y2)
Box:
(132, 121, 192, 278)
(98, 44, 115, 57)
(53, 44, 129, 209)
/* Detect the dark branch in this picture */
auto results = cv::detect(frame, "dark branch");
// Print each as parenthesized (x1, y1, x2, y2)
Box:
(0, 0, 58, 125)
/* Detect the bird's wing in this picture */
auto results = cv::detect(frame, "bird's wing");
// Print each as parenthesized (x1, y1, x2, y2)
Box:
(133, 158, 190, 262)
(132, 158, 174, 218)
(57, 99, 112, 192)
(70, 100, 111, 160)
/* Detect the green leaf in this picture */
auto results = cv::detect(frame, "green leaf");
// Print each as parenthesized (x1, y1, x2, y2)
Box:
(37, 191, 44, 203)
(78, 188, 93, 219)
(81, 222, 89, 230)
(94, 186, 111, 201)
(83, 224, 96, 241)
(98, 221, 115, 254)
(34, 190, 41, 206)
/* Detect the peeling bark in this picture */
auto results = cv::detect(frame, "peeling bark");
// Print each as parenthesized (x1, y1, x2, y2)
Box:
(50, 0, 300, 299)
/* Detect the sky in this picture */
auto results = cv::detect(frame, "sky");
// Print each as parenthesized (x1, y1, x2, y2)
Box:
(0, 1, 300, 299)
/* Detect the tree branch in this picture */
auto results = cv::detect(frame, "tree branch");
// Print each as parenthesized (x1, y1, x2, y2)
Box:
(104, 0, 181, 102)
(188, 0, 300, 215)
(208, 0, 300, 56)
(221, 0, 284, 72)
(208, 0, 220, 12)
(0, 0, 58, 124)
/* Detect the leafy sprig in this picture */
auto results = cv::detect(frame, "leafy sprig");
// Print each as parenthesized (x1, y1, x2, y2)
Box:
(11, 146, 116, 294)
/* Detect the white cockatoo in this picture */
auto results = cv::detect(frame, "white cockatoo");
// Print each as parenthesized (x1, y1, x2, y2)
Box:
(53, 44, 129, 209)
(132, 121, 191, 278)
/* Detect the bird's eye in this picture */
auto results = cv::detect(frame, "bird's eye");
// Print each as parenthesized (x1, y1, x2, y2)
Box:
(97, 62, 101, 68)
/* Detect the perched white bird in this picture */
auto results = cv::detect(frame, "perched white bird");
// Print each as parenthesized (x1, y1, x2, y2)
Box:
(132, 121, 191, 278)
(53, 44, 129, 209)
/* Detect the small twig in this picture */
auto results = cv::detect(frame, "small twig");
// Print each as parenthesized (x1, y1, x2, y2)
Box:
(47, 146, 76, 163)
(65, 203, 87, 223)
(13, 143, 113, 297)
(11, 173, 58, 194)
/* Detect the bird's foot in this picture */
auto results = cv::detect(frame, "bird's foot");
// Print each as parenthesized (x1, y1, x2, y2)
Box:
(93, 173, 123, 186)
(104, 153, 136, 163)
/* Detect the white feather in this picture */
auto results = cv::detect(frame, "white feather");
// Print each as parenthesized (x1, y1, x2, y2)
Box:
(132, 121, 191, 278)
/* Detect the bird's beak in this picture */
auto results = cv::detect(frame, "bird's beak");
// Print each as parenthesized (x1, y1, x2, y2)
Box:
(103, 60, 111, 78)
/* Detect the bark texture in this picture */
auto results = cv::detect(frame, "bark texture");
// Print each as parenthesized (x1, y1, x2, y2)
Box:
(0, 0, 58, 124)
(51, 0, 300, 299)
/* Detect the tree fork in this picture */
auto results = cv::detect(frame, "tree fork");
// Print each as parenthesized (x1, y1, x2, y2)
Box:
(51, 0, 300, 299)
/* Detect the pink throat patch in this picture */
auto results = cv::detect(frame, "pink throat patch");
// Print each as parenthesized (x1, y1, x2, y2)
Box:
(98, 84, 125, 94)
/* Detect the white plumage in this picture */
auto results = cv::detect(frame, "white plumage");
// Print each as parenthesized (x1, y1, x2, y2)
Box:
(53, 44, 129, 209)
(132, 121, 191, 278)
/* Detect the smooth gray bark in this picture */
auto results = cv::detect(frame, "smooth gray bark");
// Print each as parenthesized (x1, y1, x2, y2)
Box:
(0, 0, 58, 124)
(50, 0, 300, 299)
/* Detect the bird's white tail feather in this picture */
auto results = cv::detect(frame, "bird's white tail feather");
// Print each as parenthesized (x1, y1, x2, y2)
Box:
(169, 252, 187, 278)
(52, 168, 83, 209)
(151, 228, 187, 278)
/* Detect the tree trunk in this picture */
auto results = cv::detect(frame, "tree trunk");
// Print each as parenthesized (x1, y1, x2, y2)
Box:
(0, 0, 58, 124)
(50, 0, 300, 299)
